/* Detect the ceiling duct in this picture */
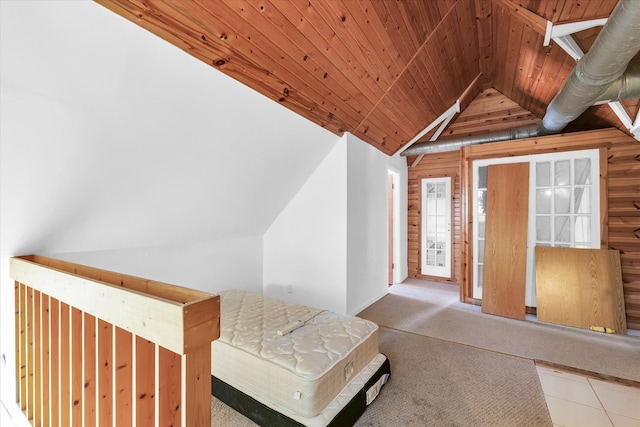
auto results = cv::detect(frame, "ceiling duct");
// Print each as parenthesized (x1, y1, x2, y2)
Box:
(401, 0, 640, 157)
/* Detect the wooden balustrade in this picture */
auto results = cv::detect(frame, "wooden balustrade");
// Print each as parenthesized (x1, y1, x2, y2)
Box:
(11, 255, 220, 426)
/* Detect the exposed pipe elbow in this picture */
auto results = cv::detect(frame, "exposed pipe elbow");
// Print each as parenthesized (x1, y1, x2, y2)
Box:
(540, 0, 640, 134)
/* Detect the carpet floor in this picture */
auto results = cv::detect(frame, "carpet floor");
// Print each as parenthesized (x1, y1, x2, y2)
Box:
(209, 279, 640, 425)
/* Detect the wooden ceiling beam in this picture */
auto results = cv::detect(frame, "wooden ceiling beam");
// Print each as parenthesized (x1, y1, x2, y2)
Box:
(492, 0, 548, 35)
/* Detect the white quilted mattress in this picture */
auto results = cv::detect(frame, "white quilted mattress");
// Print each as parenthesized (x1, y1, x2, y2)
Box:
(211, 290, 380, 418)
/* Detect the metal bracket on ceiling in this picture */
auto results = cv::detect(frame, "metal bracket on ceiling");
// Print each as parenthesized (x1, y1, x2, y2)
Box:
(398, 101, 460, 168)
(544, 17, 639, 142)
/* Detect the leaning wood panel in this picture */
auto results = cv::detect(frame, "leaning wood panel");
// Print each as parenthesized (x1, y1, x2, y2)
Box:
(481, 162, 529, 320)
(536, 247, 627, 334)
(11, 255, 219, 427)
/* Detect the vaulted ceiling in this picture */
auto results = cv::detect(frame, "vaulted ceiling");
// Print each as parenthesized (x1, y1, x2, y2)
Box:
(95, 0, 639, 155)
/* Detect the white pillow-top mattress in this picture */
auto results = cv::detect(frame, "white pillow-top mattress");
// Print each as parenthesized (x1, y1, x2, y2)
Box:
(211, 290, 380, 418)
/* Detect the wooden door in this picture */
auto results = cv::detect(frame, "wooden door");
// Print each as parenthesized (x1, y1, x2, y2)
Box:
(481, 163, 529, 320)
(388, 173, 393, 285)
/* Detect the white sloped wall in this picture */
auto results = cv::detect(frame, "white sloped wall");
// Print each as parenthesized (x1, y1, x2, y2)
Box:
(0, 0, 336, 417)
(264, 133, 408, 315)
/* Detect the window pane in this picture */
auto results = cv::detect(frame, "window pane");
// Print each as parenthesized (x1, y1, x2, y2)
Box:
(436, 249, 445, 267)
(478, 166, 488, 188)
(575, 158, 591, 185)
(555, 216, 571, 242)
(537, 162, 551, 186)
(426, 199, 436, 215)
(536, 216, 551, 241)
(437, 183, 446, 197)
(554, 188, 571, 214)
(478, 189, 487, 215)
(478, 216, 486, 239)
(537, 189, 551, 214)
(554, 160, 571, 186)
(426, 183, 436, 197)
(574, 216, 591, 243)
(477, 264, 483, 289)
(437, 199, 445, 214)
(426, 233, 436, 249)
(426, 249, 435, 266)
(575, 187, 590, 214)
(478, 239, 485, 263)
(426, 216, 436, 231)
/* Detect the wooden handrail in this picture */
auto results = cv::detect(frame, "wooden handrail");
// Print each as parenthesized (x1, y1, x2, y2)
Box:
(12, 255, 219, 426)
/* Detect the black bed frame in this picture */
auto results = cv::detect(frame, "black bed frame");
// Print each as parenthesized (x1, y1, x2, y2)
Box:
(211, 356, 391, 427)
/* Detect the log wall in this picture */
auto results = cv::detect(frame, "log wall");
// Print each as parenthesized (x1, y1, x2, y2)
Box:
(407, 127, 640, 329)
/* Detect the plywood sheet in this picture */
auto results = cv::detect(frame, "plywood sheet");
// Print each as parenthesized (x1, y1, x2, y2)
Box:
(535, 247, 627, 334)
(482, 162, 529, 320)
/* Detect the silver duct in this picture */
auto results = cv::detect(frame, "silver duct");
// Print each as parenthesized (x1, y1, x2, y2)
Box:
(593, 58, 640, 104)
(539, 0, 640, 135)
(401, 0, 640, 157)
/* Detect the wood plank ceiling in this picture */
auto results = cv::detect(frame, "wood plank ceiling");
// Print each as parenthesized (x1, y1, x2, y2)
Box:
(95, 0, 638, 156)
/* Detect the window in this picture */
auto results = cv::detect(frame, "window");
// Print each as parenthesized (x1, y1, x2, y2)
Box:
(421, 177, 452, 278)
(473, 149, 600, 306)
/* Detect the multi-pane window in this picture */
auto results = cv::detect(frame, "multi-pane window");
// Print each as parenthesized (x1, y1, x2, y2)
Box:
(421, 177, 451, 278)
(473, 149, 599, 304)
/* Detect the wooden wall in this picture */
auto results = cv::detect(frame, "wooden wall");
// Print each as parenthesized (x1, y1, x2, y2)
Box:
(408, 150, 461, 284)
(407, 114, 640, 329)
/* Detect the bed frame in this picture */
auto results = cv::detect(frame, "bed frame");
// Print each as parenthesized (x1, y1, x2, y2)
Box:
(209, 290, 391, 426)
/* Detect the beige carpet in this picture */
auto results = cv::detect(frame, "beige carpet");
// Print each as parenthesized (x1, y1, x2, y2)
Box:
(359, 279, 640, 383)
(210, 327, 552, 426)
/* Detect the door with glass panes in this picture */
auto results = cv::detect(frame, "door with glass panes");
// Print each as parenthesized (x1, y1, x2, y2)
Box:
(421, 177, 452, 278)
(473, 149, 600, 306)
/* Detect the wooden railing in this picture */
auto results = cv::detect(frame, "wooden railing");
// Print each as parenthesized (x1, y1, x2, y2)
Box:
(11, 255, 220, 426)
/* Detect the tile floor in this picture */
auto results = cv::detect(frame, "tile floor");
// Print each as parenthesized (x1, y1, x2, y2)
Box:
(536, 365, 640, 427)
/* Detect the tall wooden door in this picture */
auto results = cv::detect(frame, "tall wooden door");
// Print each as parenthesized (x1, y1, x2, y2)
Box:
(481, 162, 529, 320)
(388, 173, 394, 285)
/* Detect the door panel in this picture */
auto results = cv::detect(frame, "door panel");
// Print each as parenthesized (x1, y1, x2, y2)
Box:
(481, 163, 529, 320)
(421, 177, 452, 278)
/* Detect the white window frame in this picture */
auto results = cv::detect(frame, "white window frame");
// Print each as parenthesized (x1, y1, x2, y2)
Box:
(421, 177, 452, 278)
(472, 149, 600, 305)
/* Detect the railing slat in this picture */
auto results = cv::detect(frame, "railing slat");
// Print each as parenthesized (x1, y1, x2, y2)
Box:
(27, 287, 33, 422)
(17, 282, 26, 411)
(34, 291, 42, 427)
(60, 303, 70, 427)
(115, 327, 133, 427)
(50, 298, 60, 427)
(97, 319, 113, 426)
(135, 337, 155, 426)
(42, 295, 50, 427)
(71, 307, 83, 426)
(159, 347, 181, 427)
(84, 313, 97, 427)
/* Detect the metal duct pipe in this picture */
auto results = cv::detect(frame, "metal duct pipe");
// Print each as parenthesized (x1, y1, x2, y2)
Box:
(401, 124, 540, 156)
(539, 0, 640, 134)
(593, 58, 640, 104)
(401, 0, 640, 157)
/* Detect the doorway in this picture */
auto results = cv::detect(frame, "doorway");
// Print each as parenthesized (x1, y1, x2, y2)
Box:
(388, 170, 400, 285)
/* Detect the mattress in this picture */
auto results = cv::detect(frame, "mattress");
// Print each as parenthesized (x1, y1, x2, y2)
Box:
(211, 290, 384, 420)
